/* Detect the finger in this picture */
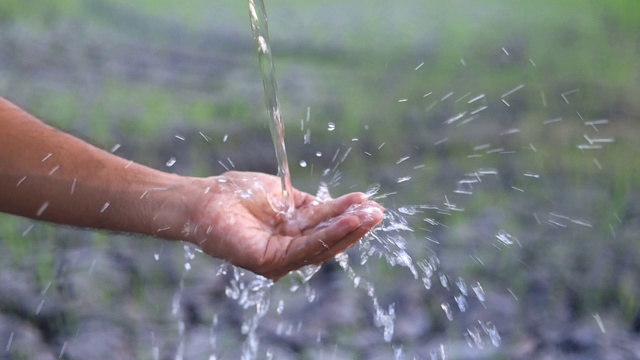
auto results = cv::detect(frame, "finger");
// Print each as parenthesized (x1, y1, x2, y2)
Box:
(266, 198, 384, 280)
(262, 215, 362, 280)
(293, 192, 367, 231)
(306, 206, 384, 265)
(300, 199, 384, 235)
(290, 201, 383, 263)
(285, 200, 383, 264)
(286, 214, 362, 264)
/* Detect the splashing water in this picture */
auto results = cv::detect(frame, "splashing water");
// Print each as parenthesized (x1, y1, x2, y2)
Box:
(249, 0, 294, 216)
(238, 1, 515, 358)
(224, 267, 274, 360)
(244, 3, 417, 352)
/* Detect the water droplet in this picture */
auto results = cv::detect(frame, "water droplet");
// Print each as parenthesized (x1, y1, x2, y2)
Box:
(456, 277, 468, 296)
(198, 131, 211, 141)
(299, 160, 307, 168)
(238, 189, 252, 199)
(166, 157, 177, 167)
(495, 230, 515, 246)
(365, 184, 381, 198)
(327, 122, 336, 131)
(100, 202, 110, 213)
(305, 283, 316, 303)
(6, 332, 14, 352)
(22, 224, 34, 237)
(422, 277, 432, 290)
(466, 326, 484, 349)
(483, 321, 501, 347)
(315, 151, 322, 157)
(36, 201, 49, 217)
(396, 156, 411, 164)
(58, 341, 68, 358)
(398, 206, 417, 215)
(472, 282, 486, 303)
(440, 302, 453, 321)
(454, 295, 467, 312)
(276, 300, 284, 314)
(439, 274, 449, 290)
(16, 176, 27, 187)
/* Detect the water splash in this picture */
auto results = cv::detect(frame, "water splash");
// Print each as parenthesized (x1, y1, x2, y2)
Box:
(231, 2, 523, 356)
(336, 253, 397, 342)
(224, 267, 274, 360)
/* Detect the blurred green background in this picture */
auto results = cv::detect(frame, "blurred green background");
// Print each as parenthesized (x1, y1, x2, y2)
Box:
(1, 0, 639, 358)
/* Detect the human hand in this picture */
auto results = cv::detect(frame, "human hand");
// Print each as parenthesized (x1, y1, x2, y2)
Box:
(175, 171, 383, 280)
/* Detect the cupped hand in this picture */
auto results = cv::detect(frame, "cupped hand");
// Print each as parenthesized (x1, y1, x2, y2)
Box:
(182, 171, 383, 280)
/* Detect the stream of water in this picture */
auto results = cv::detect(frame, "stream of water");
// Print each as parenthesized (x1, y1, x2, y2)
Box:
(248, 0, 294, 216)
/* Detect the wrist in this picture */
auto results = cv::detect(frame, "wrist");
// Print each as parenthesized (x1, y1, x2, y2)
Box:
(142, 174, 209, 242)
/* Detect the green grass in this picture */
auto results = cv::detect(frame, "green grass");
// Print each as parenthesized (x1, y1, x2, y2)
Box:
(0, 0, 83, 24)
(0, 217, 32, 263)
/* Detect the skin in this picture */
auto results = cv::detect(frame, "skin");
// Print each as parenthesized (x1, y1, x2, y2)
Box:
(0, 97, 383, 280)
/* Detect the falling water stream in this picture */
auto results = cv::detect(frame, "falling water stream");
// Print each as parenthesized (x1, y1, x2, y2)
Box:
(248, 0, 294, 216)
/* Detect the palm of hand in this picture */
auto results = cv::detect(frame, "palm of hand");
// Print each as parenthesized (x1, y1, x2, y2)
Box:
(190, 172, 383, 280)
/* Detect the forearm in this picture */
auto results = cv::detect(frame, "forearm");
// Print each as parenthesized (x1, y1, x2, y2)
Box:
(0, 97, 191, 239)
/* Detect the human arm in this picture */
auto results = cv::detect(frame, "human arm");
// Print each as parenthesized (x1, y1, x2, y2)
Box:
(0, 97, 180, 235)
(0, 97, 383, 279)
